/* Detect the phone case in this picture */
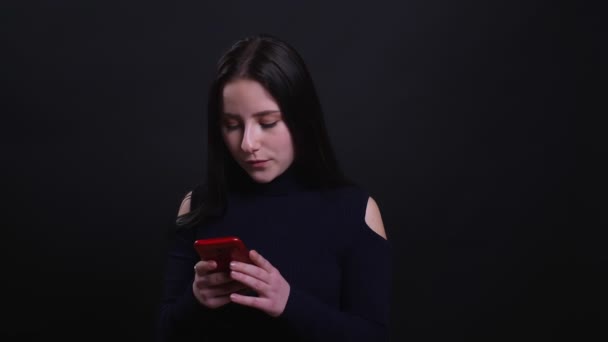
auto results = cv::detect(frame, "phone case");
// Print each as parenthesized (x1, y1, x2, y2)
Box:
(193, 236, 251, 272)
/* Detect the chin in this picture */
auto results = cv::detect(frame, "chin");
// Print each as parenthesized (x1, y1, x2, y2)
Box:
(248, 171, 277, 184)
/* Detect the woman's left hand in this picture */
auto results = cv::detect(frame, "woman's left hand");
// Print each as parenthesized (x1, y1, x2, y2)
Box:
(228, 249, 290, 317)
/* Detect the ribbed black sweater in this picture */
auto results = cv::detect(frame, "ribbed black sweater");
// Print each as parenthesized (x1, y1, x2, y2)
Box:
(156, 169, 392, 341)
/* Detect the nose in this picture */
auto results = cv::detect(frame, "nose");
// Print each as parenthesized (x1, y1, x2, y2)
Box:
(240, 124, 261, 153)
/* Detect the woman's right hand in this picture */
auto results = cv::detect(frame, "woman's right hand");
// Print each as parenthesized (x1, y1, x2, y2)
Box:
(192, 260, 248, 309)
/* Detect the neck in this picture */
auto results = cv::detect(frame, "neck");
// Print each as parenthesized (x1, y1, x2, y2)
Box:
(236, 166, 306, 196)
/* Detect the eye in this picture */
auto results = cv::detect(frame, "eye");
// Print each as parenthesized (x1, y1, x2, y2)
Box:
(260, 121, 278, 129)
(222, 120, 241, 131)
(224, 125, 240, 131)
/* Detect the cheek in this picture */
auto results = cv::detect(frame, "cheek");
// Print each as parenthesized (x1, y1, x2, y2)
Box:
(275, 132, 294, 157)
(222, 132, 239, 152)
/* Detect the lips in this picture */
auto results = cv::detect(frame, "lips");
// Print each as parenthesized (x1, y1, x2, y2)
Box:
(246, 159, 269, 166)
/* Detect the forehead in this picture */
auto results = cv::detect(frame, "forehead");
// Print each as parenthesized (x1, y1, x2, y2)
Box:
(222, 79, 279, 116)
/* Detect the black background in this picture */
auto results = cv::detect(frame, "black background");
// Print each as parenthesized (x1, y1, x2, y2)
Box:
(1, 1, 596, 341)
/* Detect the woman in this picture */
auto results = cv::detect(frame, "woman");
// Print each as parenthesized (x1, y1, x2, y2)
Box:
(156, 33, 392, 341)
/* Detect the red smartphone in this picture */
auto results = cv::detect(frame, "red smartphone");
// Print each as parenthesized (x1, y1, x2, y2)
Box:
(193, 236, 251, 272)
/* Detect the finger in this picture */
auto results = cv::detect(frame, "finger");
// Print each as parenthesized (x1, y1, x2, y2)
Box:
(229, 261, 270, 284)
(230, 292, 270, 311)
(194, 260, 217, 275)
(195, 272, 232, 288)
(249, 250, 274, 273)
(204, 281, 248, 298)
(230, 251, 273, 279)
(203, 295, 232, 308)
(230, 270, 268, 293)
(230, 260, 266, 282)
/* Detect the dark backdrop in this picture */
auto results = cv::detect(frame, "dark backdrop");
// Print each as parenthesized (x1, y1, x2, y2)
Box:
(2, 1, 591, 341)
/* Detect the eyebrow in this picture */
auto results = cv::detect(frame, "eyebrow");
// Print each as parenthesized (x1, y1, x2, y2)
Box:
(221, 110, 281, 118)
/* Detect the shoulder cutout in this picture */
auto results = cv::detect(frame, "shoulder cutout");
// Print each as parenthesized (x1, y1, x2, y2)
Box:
(365, 196, 387, 239)
(177, 191, 192, 217)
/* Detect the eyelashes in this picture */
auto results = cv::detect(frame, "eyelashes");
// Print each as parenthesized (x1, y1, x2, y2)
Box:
(223, 121, 278, 131)
(223, 124, 240, 131)
(260, 122, 278, 129)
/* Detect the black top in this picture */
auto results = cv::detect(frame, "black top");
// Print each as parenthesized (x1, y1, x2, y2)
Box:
(156, 169, 392, 341)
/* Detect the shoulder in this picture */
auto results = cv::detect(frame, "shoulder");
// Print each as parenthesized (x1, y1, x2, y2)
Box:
(327, 184, 387, 240)
(177, 191, 192, 217)
(176, 182, 208, 218)
(365, 196, 387, 240)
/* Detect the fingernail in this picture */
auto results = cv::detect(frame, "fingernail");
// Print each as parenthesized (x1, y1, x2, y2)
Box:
(230, 261, 236, 268)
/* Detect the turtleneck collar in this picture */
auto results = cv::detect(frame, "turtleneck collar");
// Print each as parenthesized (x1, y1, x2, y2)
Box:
(237, 166, 307, 197)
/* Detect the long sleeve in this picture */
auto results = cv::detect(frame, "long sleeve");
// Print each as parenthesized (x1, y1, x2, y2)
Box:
(155, 226, 217, 341)
(279, 225, 392, 341)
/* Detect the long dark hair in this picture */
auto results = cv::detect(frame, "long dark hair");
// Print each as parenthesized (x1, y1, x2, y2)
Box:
(177, 34, 351, 228)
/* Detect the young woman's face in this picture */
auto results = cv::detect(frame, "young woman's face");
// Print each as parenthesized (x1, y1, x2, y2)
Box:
(221, 78, 295, 183)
